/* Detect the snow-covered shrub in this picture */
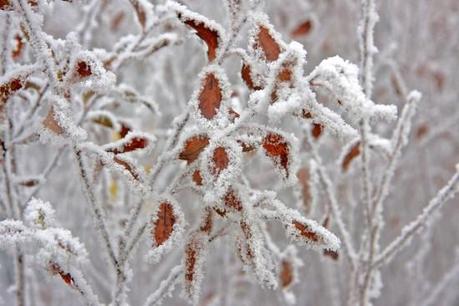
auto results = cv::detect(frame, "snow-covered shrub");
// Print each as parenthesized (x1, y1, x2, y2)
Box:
(0, 0, 458, 306)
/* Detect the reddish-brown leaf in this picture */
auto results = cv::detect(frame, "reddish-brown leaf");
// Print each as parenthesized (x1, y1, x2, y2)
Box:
(297, 167, 311, 212)
(342, 142, 361, 172)
(106, 136, 149, 154)
(113, 156, 142, 181)
(262, 133, 290, 176)
(130, 0, 147, 29)
(198, 73, 222, 120)
(1, 78, 24, 104)
(181, 18, 219, 61)
(241, 62, 262, 90)
(292, 220, 319, 242)
(311, 123, 323, 139)
(291, 20, 313, 37)
(280, 260, 294, 288)
(185, 240, 198, 283)
(178, 135, 210, 164)
(323, 249, 339, 260)
(199, 208, 213, 234)
(415, 123, 429, 141)
(255, 26, 282, 62)
(152, 202, 176, 247)
(224, 189, 242, 211)
(192, 170, 203, 186)
(211, 147, 229, 176)
(76, 61, 92, 78)
(12, 33, 24, 59)
(48, 262, 75, 287)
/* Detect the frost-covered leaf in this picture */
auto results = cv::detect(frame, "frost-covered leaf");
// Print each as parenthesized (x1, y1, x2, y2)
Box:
(249, 14, 285, 62)
(103, 132, 154, 154)
(172, 2, 225, 61)
(148, 196, 184, 263)
(183, 232, 209, 304)
(291, 19, 313, 37)
(178, 134, 210, 164)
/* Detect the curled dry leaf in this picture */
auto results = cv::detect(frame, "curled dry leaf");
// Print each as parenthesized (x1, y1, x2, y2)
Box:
(113, 156, 142, 181)
(342, 142, 361, 172)
(48, 262, 75, 288)
(198, 72, 222, 120)
(175, 6, 222, 61)
(291, 20, 313, 37)
(152, 202, 176, 247)
(105, 134, 150, 154)
(262, 133, 290, 177)
(178, 135, 210, 164)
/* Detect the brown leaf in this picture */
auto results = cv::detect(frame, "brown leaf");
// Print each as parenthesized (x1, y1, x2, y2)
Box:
(152, 202, 176, 246)
(323, 249, 339, 260)
(130, 0, 147, 30)
(241, 62, 262, 90)
(297, 167, 311, 212)
(280, 260, 293, 288)
(113, 156, 142, 181)
(224, 189, 242, 211)
(292, 220, 319, 242)
(199, 208, 213, 234)
(291, 20, 313, 37)
(105, 135, 149, 154)
(192, 170, 203, 186)
(76, 60, 92, 78)
(211, 147, 229, 176)
(198, 73, 222, 120)
(183, 19, 219, 61)
(342, 142, 361, 172)
(178, 135, 210, 164)
(1, 78, 24, 105)
(255, 26, 282, 62)
(43, 108, 64, 135)
(48, 262, 75, 287)
(262, 133, 290, 177)
(415, 123, 429, 141)
(12, 33, 24, 59)
(311, 123, 323, 139)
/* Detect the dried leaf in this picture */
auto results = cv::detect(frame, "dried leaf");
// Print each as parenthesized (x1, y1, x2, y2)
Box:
(113, 156, 142, 181)
(241, 62, 262, 90)
(342, 142, 360, 172)
(262, 133, 290, 177)
(48, 262, 75, 287)
(76, 60, 92, 78)
(291, 20, 313, 37)
(255, 26, 282, 62)
(152, 202, 176, 247)
(105, 134, 150, 154)
(1, 78, 24, 105)
(297, 167, 311, 211)
(280, 260, 293, 288)
(178, 135, 210, 164)
(43, 108, 64, 135)
(192, 170, 203, 186)
(198, 73, 222, 120)
(292, 220, 319, 242)
(211, 147, 229, 176)
(311, 123, 323, 139)
(224, 189, 243, 211)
